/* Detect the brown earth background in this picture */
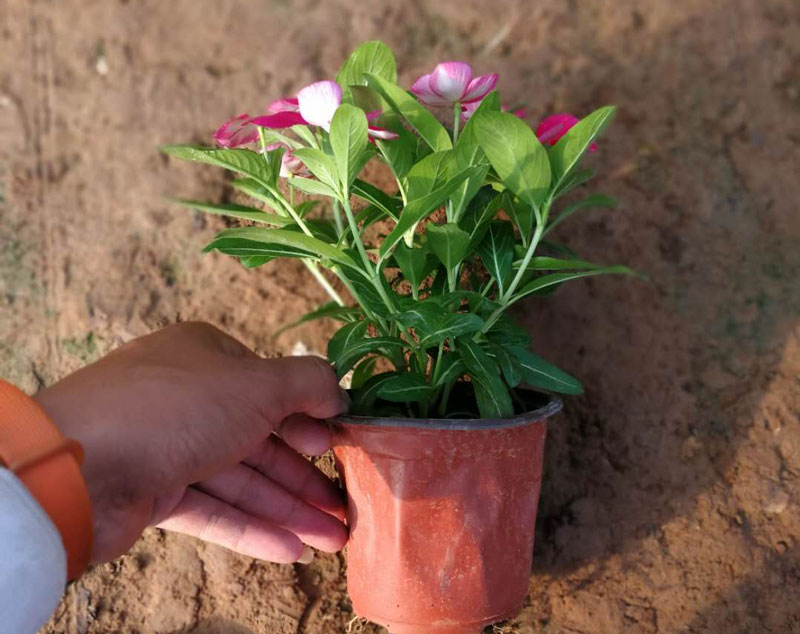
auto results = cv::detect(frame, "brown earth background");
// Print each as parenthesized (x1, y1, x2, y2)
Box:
(1, 0, 799, 632)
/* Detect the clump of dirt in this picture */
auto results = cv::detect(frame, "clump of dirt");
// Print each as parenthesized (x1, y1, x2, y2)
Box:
(1, 1, 798, 633)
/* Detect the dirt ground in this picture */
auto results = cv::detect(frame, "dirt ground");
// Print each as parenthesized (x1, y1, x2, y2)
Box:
(1, 0, 799, 632)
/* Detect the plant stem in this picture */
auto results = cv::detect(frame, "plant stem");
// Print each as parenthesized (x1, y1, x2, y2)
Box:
(340, 195, 372, 273)
(480, 199, 550, 335)
(304, 261, 345, 306)
(431, 342, 445, 385)
(438, 379, 455, 416)
(332, 199, 345, 239)
(452, 102, 461, 144)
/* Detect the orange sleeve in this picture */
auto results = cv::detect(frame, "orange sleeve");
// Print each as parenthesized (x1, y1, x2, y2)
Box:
(0, 380, 93, 580)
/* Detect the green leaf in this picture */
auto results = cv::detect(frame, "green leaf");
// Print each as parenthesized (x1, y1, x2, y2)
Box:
(476, 221, 515, 295)
(290, 125, 319, 149)
(396, 302, 483, 348)
(295, 201, 320, 217)
(433, 354, 466, 388)
(507, 196, 536, 242)
(376, 373, 433, 402)
(327, 321, 404, 378)
(292, 148, 340, 193)
(457, 339, 514, 418)
(450, 91, 499, 219)
(513, 266, 637, 302)
(553, 167, 596, 197)
(170, 199, 293, 226)
(366, 74, 452, 152)
(473, 112, 550, 208)
(485, 316, 531, 348)
(350, 357, 378, 390)
(328, 321, 368, 370)
(462, 188, 507, 249)
(337, 41, 397, 87)
(379, 166, 482, 260)
(426, 223, 471, 270)
(231, 178, 285, 213)
(204, 227, 363, 273)
(352, 371, 401, 413)
(287, 176, 339, 198)
(330, 104, 370, 192)
(274, 302, 362, 339)
(341, 271, 394, 319)
(352, 179, 400, 220)
(301, 219, 339, 243)
(487, 345, 523, 388)
(393, 242, 432, 290)
(161, 146, 273, 184)
(509, 347, 583, 394)
(550, 106, 616, 185)
(515, 256, 604, 271)
(406, 151, 453, 201)
(239, 255, 273, 268)
(545, 193, 617, 236)
(263, 146, 285, 188)
(375, 113, 417, 179)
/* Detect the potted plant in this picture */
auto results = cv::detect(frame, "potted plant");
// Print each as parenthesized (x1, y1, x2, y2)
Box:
(163, 41, 633, 634)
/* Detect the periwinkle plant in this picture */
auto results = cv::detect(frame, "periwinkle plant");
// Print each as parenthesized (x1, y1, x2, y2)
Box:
(163, 41, 634, 419)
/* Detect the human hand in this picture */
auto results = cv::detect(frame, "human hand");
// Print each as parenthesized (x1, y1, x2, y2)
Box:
(35, 322, 349, 565)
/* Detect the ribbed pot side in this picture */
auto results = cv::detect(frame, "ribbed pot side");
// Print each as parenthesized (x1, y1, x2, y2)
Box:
(331, 397, 560, 634)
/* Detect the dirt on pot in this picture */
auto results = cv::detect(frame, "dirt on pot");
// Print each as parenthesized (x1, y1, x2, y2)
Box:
(1, 0, 799, 633)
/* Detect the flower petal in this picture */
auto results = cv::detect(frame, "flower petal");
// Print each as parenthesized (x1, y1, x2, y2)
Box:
(281, 150, 306, 177)
(267, 97, 299, 114)
(429, 62, 473, 102)
(367, 126, 400, 140)
(213, 113, 259, 148)
(410, 73, 450, 106)
(250, 111, 308, 129)
(462, 73, 498, 103)
(297, 80, 342, 131)
(460, 100, 480, 122)
(535, 113, 579, 146)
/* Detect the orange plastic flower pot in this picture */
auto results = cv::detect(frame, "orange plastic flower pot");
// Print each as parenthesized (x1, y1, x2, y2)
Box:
(331, 393, 561, 634)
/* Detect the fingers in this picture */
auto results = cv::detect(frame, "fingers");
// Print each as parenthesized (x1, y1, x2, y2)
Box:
(278, 414, 333, 456)
(196, 463, 348, 552)
(244, 435, 345, 520)
(157, 488, 304, 563)
(258, 356, 348, 421)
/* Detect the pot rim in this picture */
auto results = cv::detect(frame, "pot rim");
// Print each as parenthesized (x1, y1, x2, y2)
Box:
(331, 391, 563, 431)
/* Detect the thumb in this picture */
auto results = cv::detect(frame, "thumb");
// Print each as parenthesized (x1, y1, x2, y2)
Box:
(257, 356, 348, 422)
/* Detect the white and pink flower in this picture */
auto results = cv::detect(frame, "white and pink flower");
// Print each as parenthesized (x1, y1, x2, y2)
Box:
(251, 80, 397, 140)
(411, 62, 497, 107)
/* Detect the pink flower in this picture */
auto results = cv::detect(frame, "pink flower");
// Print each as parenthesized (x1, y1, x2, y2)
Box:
(213, 113, 260, 148)
(264, 143, 306, 178)
(252, 80, 397, 140)
(536, 114, 597, 151)
(267, 97, 299, 114)
(460, 100, 527, 123)
(411, 62, 497, 106)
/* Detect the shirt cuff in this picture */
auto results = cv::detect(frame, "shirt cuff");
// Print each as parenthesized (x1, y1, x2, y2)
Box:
(0, 467, 67, 634)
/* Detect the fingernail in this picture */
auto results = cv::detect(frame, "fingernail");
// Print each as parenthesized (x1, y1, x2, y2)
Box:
(297, 545, 315, 565)
(339, 388, 352, 412)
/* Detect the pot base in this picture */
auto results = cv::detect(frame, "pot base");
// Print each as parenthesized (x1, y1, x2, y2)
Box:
(385, 624, 484, 634)
(362, 603, 523, 634)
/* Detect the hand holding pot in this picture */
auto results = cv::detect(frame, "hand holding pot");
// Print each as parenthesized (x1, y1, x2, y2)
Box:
(35, 322, 349, 565)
